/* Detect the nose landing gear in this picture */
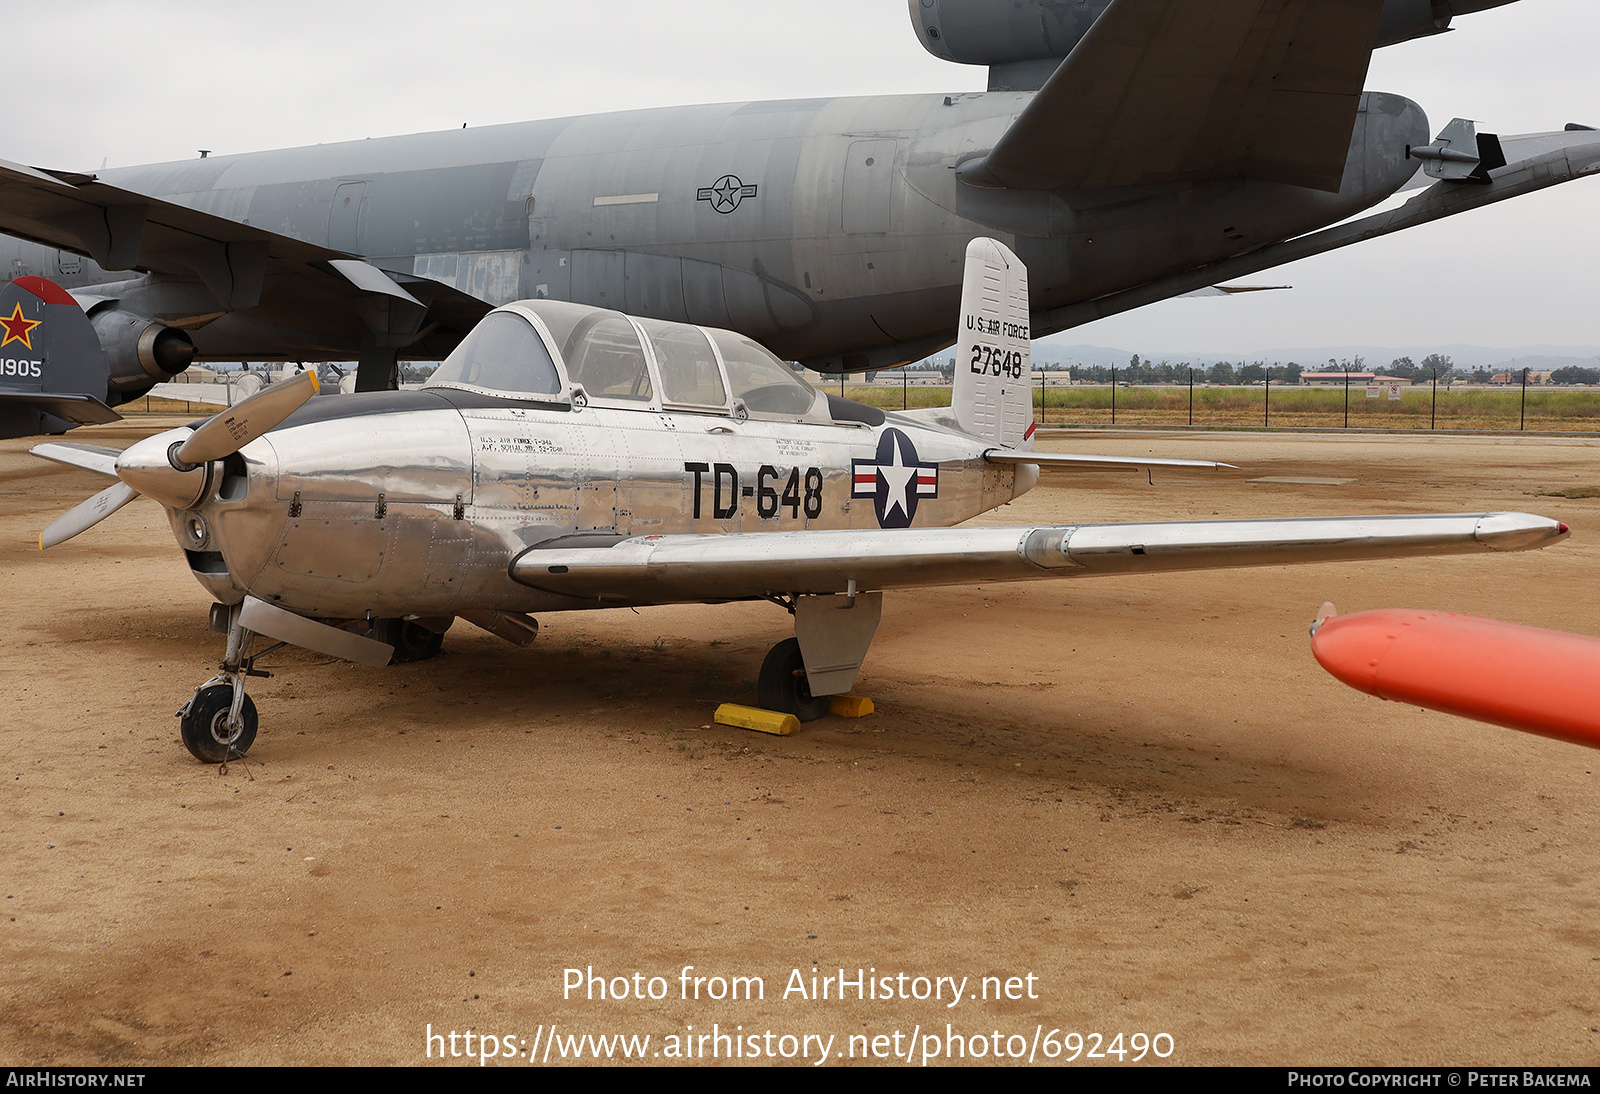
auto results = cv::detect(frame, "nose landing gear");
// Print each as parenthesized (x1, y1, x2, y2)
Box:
(176, 597, 395, 764)
(178, 684, 259, 763)
(176, 602, 275, 764)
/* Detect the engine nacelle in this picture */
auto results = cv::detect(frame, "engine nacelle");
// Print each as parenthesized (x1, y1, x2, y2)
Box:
(909, 0, 1107, 67)
(91, 308, 197, 392)
(909, 0, 1522, 84)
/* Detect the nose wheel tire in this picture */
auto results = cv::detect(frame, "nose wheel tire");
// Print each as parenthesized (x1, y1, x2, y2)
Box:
(757, 638, 830, 722)
(180, 684, 258, 764)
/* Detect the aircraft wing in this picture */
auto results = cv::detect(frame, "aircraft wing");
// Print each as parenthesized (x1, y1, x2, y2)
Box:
(510, 512, 1564, 604)
(0, 157, 491, 338)
(984, 450, 1235, 473)
(958, 0, 1386, 192)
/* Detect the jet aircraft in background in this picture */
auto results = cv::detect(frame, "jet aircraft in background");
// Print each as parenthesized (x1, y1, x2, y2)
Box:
(0, 0, 1594, 437)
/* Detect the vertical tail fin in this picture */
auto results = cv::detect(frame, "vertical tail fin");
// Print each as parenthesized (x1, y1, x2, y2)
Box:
(953, 237, 1034, 449)
(0, 277, 118, 438)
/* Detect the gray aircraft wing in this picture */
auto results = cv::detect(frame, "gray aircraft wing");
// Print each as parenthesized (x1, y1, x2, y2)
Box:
(958, 0, 1387, 192)
(509, 512, 1564, 604)
(0, 157, 490, 344)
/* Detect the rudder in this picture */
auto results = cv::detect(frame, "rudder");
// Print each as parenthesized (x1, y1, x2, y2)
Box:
(953, 237, 1034, 449)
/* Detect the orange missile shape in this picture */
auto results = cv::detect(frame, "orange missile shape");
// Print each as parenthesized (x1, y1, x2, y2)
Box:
(1311, 606, 1600, 749)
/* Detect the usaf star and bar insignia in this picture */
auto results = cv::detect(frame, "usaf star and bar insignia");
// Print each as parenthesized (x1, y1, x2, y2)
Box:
(852, 427, 938, 529)
(697, 174, 758, 214)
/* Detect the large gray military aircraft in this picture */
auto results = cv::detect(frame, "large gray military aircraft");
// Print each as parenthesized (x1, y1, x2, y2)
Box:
(30, 238, 1568, 763)
(0, 0, 1593, 438)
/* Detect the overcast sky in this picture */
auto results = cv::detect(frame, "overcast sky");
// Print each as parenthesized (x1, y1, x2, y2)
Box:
(11, 0, 1600, 354)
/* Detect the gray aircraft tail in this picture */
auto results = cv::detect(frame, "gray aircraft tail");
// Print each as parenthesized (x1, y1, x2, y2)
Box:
(0, 276, 118, 438)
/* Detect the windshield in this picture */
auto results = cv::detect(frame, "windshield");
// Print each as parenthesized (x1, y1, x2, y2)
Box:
(427, 311, 561, 395)
(526, 301, 654, 403)
(706, 329, 819, 416)
(638, 318, 726, 408)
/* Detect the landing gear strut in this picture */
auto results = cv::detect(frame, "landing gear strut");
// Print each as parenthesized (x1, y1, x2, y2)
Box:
(177, 602, 277, 764)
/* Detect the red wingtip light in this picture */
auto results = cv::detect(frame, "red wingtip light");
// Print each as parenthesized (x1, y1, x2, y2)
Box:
(1558, 523, 1570, 535)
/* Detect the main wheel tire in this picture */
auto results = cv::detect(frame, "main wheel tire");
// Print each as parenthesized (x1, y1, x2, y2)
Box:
(757, 638, 830, 722)
(370, 617, 446, 663)
(180, 684, 258, 764)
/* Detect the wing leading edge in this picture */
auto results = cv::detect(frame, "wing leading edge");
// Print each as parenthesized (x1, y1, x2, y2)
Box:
(510, 512, 1566, 604)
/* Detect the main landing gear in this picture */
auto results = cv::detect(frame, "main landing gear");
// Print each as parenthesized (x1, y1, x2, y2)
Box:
(756, 591, 886, 722)
(758, 638, 830, 722)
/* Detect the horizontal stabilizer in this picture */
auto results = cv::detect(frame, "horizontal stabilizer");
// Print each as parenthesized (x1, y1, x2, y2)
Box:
(1038, 124, 1600, 334)
(0, 391, 120, 426)
(510, 512, 1565, 604)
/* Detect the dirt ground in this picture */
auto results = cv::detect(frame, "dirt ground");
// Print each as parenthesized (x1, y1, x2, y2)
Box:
(2, 421, 1598, 1067)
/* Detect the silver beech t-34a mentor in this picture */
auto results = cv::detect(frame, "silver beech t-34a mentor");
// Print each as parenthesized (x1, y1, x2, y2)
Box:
(0, 0, 1597, 433)
(30, 239, 1569, 763)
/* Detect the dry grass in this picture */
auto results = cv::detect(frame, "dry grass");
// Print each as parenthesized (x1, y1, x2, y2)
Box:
(841, 382, 1600, 432)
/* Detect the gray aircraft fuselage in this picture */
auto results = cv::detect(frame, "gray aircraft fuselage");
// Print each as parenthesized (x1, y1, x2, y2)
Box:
(0, 89, 1424, 373)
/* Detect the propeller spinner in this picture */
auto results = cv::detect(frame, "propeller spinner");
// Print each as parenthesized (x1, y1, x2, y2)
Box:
(37, 370, 320, 549)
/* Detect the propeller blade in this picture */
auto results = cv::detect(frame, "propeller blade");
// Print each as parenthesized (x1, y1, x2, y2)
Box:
(176, 369, 319, 465)
(40, 481, 140, 549)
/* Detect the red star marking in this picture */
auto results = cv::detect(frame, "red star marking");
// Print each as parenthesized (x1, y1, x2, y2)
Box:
(0, 303, 40, 350)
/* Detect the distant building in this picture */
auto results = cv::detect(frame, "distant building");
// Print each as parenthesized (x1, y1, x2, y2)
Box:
(1301, 372, 1378, 385)
(166, 366, 220, 383)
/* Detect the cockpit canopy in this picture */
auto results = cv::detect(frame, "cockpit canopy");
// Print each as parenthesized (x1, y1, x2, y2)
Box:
(427, 300, 825, 421)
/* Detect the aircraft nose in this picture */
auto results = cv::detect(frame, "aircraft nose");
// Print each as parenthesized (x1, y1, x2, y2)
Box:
(115, 427, 213, 510)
